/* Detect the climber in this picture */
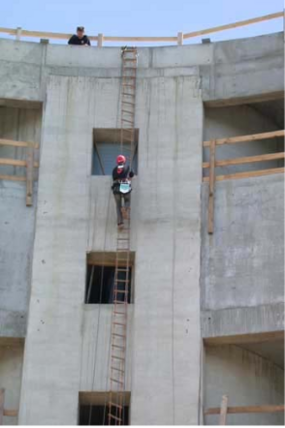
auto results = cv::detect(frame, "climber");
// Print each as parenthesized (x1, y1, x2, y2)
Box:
(68, 26, 91, 46)
(112, 155, 134, 227)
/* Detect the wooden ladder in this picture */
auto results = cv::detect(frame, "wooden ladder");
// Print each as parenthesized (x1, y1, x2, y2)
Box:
(108, 47, 138, 426)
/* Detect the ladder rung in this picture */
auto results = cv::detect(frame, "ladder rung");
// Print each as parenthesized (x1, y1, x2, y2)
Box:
(115, 279, 129, 283)
(112, 344, 126, 349)
(113, 322, 127, 326)
(108, 414, 122, 422)
(109, 401, 123, 409)
(110, 378, 124, 385)
(122, 92, 135, 97)
(110, 367, 125, 374)
(122, 109, 135, 115)
(123, 100, 135, 106)
(122, 83, 136, 87)
(122, 76, 136, 80)
(124, 58, 137, 62)
(114, 290, 128, 294)
(112, 355, 125, 360)
(121, 119, 134, 124)
(114, 300, 128, 305)
(112, 333, 126, 338)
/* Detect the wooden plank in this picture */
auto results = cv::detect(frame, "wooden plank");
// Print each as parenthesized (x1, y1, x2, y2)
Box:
(219, 395, 228, 425)
(205, 404, 285, 415)
(26, 147, 34, 206)
(0, 138, 39, 149)
(0, 389, 4, 425)
(203, 167, 285, 182)
(0, 158, 39, 168)
(208, 140, 216, 234)
(203, 152, 285, 169)
(104, 36, 176, 42)
(184, 11, 283, 39)
(203, 130, 285, 148)
(0, 174, 26, 182)
(3, 409, 18, 417)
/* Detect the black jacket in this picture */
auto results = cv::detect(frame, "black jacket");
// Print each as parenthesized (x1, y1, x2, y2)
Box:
(112, 166, 134, 194)
(68, 35, 91, 46)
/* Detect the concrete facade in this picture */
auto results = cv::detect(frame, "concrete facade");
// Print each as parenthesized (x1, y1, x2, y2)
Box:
(0, 32, 284, 425)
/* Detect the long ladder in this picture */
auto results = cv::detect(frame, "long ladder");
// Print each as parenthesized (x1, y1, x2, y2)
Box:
(108, 47, 138, 426)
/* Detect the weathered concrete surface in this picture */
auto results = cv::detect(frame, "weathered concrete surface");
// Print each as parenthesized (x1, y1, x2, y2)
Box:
(0, 181, 37, 338)
(80, 306, 133, 391)
(19, 72, 203, 425)
(204, 345, 284, 425)
(0, 340, 24, 425)
(0, 32, 283, 105)
(201, 174, 284, 338)
(202, 32, 284, 105)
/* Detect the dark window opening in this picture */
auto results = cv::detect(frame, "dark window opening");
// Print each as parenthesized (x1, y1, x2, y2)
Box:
(92, 128, 139, 176)
(79, 405, 129, 425)
(85, 265, 132, 304)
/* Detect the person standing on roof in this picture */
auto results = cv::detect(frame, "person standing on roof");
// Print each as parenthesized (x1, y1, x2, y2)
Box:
(68, 27, 91, 46)
(112, 155, 134, 227)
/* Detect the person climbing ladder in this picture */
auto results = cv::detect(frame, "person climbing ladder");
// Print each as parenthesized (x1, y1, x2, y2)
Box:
(112, 155, 134, 227)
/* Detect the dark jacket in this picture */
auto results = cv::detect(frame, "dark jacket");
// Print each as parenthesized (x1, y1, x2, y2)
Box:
(112, 166, 134, 194)
(68, 35, 91, 46)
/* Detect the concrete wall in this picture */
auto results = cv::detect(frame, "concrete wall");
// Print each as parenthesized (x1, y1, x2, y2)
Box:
(0, 181, 37, 338)
(80, 306, 133, 391)
(201, 32, 284, 105)
(203, 104, 282, 176)
(0, 32, 283, 105)
(201, 173, 284, 339)
(204, 345, 284, 425)
(0, 105, 41, 339)
(0, 340, 24, 425)
(19, 70, 203, 425)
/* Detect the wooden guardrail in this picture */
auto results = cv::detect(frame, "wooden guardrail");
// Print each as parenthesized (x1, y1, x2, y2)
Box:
(0, 11, 283, 46)
(0, 138, 39, 206)
(0, 389, 18, 425)
(205, 395, 285, 425)
(203, 130, 285, 234)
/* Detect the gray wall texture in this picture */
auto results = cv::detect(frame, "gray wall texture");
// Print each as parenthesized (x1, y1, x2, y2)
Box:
(0, 32, 283, 425)
(204, 345, 284, 425)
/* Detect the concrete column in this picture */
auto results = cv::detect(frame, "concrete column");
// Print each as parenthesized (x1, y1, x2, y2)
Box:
(130, 75, 203, 425)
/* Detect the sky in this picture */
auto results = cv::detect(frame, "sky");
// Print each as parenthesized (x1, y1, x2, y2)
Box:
(1, 0, 284, 45)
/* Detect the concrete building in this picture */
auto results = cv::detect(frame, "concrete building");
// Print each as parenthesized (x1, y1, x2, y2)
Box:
(0, 29, 284, 425)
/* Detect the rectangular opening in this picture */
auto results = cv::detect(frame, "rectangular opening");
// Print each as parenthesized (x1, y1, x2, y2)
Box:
(79, 392, 130, 425)
(92, 128, 139, 176)
(85, 252, 135, 304)
(0, 101, 42, 179)
(203, 99, 284, 178)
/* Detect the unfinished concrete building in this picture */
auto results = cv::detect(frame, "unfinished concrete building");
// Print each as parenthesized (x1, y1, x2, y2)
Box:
(0, 20, 284, 426)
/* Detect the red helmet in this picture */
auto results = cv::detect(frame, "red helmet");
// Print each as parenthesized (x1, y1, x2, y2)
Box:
(116, 155, 126, 165)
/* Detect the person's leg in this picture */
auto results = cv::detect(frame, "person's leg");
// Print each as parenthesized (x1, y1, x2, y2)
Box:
(114, 193, 123, 225)
(122, 193, 131, 219)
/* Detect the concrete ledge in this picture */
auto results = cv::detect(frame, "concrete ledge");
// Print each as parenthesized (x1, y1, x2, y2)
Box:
(0, 309, 27, 338)
(202, 302, 284, 339)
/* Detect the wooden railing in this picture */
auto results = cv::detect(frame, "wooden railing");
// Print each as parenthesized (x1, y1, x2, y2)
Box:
(0, 138, 39, 206)
(205, 395, 285, 425)
(0, 11, 283, 46)
(0, 389, 18, 425)
(203, 130, 285, 234)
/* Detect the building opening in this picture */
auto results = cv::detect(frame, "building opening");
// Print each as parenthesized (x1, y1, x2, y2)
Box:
(79, 392, 130, 425)
(92, 128, 139, 176)
(85, 252, 135, 304)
